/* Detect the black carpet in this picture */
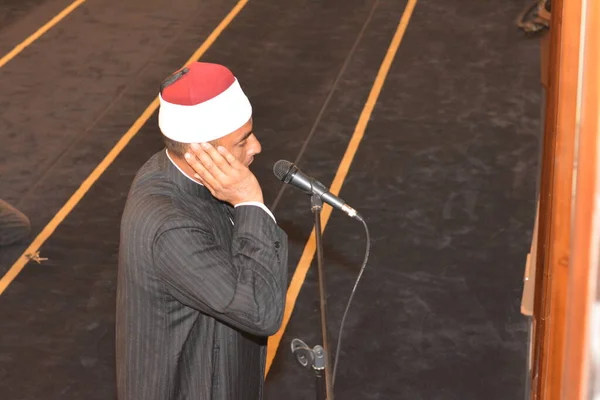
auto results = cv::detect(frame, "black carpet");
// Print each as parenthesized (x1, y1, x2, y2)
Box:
(0, 0, 540, 399)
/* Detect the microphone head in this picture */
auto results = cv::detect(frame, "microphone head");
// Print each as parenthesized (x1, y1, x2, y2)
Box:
(273, 160, 296, 183)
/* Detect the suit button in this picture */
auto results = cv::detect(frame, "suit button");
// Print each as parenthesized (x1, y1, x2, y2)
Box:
(274, 242, 280, 249)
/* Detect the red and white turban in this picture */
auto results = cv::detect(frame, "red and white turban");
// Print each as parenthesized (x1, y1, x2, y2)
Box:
(158, 62, 252, 143)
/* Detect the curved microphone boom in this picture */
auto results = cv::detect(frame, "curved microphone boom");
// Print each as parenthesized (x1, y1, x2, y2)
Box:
(273, 160, 363, 221)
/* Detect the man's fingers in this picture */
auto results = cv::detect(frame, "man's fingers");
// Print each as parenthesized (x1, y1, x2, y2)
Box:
(196, 143, 234, 174)
(217, 146, 241, 168)
(184, 152, 218, 188)
(188, 144, 228, 181)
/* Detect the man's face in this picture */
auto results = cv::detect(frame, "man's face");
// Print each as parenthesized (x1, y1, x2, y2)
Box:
(214, 119, 261, 167)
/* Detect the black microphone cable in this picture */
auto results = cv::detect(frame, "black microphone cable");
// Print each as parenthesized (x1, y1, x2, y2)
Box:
(331, 216, 371, 389)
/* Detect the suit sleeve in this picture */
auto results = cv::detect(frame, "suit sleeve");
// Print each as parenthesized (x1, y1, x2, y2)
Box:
(153, 205, 288, 336)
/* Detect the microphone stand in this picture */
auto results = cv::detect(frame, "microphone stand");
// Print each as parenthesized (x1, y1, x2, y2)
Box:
(291, 194, 334, 400)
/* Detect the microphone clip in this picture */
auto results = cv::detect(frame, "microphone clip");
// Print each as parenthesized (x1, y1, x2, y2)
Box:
(310, 192, 325, 213)
(310, 182, 361, 220)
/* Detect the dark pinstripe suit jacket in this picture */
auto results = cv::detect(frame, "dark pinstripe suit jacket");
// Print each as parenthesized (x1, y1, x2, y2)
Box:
(116, 150, 288, 400)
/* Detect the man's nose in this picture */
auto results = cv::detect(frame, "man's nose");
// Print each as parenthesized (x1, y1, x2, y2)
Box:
(248, 134, 262, 155)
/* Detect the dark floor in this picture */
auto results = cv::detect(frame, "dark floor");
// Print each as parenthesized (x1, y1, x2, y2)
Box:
(0, 0, 540, 399)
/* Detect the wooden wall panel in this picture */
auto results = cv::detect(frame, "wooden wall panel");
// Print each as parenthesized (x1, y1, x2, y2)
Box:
(561, 0, 600, 397)
(530, 0, 582, 398)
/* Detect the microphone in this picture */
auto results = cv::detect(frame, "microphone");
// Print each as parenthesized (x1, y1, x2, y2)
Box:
(273, 160, 362, 221)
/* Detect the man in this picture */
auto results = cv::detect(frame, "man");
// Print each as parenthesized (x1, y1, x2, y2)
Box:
(116, 62, 288, 400)
(0, 199, 31, 247)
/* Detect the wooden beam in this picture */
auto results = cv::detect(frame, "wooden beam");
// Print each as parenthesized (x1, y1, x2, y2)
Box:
(531, 0, 582, 398)
(562, 0, 600, 397)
